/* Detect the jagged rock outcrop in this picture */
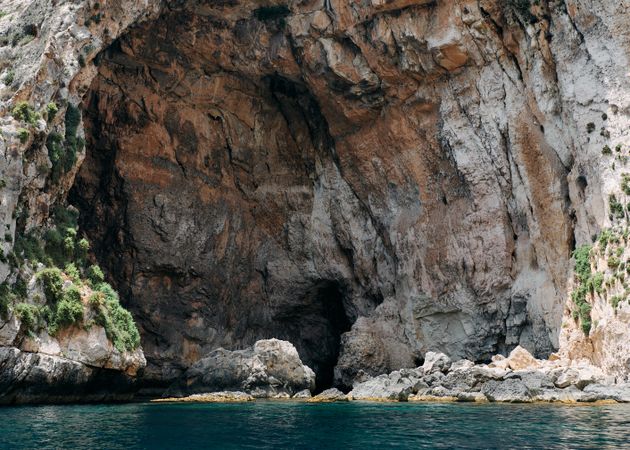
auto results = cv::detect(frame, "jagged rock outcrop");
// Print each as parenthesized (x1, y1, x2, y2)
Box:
(164, 339, 315, 398)
(1, 0, 630, 399)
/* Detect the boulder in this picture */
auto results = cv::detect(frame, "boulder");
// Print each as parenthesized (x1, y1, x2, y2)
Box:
(470, 365, 509, 381)
(554, 366, 602, 390)
(456, 391, 488, 402)
(534, 386, 585, 403)
(422, 352, 451, 374)
(165, 339, 315, 398)
(506, 370, 555, 394)
(481, 379, 532, 403)
(349, 372, 416, 401)
(450, 359, 475, 371)
(488, 355, 510, 370)
(292, 389, 312, 399)
(307, 388, 348, 402)
(581, 384, 630, 402)
(506, 346, 540, 371)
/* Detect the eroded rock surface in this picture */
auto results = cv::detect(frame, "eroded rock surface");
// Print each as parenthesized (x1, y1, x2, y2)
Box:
(165, 339, 315, 399)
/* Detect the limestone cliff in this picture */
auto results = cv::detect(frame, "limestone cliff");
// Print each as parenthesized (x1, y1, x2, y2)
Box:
(1, 0, 629, 399)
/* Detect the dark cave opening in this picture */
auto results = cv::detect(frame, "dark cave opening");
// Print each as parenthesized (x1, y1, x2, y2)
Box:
(277, 280, 353, 393)
(313, 281, 353, 391)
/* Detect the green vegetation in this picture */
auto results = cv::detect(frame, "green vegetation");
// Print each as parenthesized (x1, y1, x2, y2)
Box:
(587, 122, 596, 133)
(15, 303, 40, 333)
(64, 262, 81, 283)
(0, 283, 14, 319)
(17, 128, 29, 144)
(92, 282, 140, 352)
(37, 267, 64, 303)
(46, 102, 58, 122)
(4, 205, 141, 350)
(49, 284, 83, 334)
(12, 101, 40, 125)
(590, 272, 604, 294)
(87, 264, 104, 286)
(2, 69, 14, 86)
(46, 104, 84, 183)
(609, 194, 624, 219)
(608, 255, 620, 269)
(611, 294, 624, 309)
(571, 245, 594, 335)
(602, 145, 612, 155)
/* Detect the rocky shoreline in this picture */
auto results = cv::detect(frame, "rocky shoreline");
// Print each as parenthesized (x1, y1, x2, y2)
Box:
(156, 341, 630, 405)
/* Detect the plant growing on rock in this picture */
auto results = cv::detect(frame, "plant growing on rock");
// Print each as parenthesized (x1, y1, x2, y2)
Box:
(37, 268, 64, 304)
(50, 285, 83, 334)
(17, 128, 29, 143)
(46, 102, 58, 122)
(7, 204, 142, 351)
(12, 102, 40, 125)
(571, 245, 595, 335)
(609, 194, 624, 219)
(2, 69, 14, 85)
(15, 303, 40, 333)
(86, 265, 104, 286)
(92, 282, 141, 352)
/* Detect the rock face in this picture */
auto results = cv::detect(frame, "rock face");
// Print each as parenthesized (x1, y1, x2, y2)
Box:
(0, 346, 141, 404)
(165, 339, 315, 398)
(1, 0, 630, 397)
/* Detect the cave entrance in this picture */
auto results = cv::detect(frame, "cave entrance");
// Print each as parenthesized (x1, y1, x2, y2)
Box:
(278, 280, 352, 393)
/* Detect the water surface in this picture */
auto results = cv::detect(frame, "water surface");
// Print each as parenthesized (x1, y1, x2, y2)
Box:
(1, 401, 629, 449)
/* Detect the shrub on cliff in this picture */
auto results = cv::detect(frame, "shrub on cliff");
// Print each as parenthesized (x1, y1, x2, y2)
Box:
(87, 265, 104, 286)
(46, 104, 83, 183)
(46, 102, 58, 122)
(93, 282, 141, 352)
(11, 101, 40, 125)
(571, 244, 594, 335)
(37, 268, 64, 304)
(50, 285, 83, 333)
(15, 303, 39, 333)
(609, 194, 624, 220)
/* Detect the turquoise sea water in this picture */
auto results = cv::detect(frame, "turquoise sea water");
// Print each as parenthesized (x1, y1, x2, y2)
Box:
(1, 401, 629, 449)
